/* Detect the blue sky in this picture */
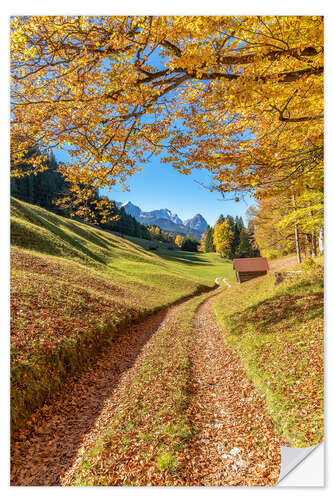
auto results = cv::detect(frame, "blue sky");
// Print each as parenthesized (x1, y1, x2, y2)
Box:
(100, 159, 253, 227)
(55, 149, 253, 227)
(54, 144, 253, 227)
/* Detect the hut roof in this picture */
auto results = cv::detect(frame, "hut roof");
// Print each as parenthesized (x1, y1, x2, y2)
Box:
(233, 257, 269, 272)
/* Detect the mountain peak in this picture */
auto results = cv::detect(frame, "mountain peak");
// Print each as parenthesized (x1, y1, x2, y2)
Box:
(119, 201, 141, 218)
(122, 201, 137, 208)
(184, 213, 208, 233)
(115, 200, 208, 238)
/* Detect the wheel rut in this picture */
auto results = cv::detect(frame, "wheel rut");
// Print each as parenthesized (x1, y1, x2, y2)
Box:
(181, 294, 281, 486)
(11, 299, 188, 486)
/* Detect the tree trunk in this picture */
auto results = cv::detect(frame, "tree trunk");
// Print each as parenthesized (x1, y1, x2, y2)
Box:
(311, 232, 317, 257)
(292, 193, 301, 264)
(295, 224, 301, 263)
(308, 210, 317, 257)
(318, 227, 324, 254)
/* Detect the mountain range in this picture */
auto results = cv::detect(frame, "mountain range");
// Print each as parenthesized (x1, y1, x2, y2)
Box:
(115, 201, 208, 239)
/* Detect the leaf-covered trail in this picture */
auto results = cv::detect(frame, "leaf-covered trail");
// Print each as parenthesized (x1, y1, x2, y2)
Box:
(11, 290, 281, 486)
(181, 294, 281, 485)
(11, 304, 179, 486)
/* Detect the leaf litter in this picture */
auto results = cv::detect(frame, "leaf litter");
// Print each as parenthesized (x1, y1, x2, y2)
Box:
(11, 291, 280, 486)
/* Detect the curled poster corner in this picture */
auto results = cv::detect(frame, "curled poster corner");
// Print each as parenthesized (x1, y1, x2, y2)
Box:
(276, 441, 324, 487)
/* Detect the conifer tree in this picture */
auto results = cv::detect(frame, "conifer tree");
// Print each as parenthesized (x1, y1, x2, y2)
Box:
(205, 226, 215, 252)
(235, 230, 254, 258)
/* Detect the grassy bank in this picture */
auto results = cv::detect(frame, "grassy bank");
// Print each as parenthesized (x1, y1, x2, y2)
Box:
(67, 289, 219, 486)
(214, 262, 324, 447)
(11, 198, 232, 432)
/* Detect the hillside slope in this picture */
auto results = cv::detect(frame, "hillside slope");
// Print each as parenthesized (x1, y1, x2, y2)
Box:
(213, 261, 324, 447)
(10, 198, 233, 432)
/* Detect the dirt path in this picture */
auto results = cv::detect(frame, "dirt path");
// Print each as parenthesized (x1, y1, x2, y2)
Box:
(181, 294, 281, 486)
(11, 290, 281, 486)
(11, 300, 187, 486)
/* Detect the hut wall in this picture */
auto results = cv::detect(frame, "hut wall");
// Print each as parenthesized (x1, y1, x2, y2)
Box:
(238, 270, 267, 283)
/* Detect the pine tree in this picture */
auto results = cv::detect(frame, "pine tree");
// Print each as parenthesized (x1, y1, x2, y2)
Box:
(10, 148, 69, 212)
(235, 229, 254, 258)
(231, 216, 243, 257)
(205, 226, 215, 252)
(181, 236, 199, 252)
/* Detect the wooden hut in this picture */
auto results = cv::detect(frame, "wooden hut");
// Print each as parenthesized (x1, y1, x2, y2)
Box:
(233, 257, 269, 283)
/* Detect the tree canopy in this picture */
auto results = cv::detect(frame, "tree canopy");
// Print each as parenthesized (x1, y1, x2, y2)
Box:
(10, 16, 323, 215)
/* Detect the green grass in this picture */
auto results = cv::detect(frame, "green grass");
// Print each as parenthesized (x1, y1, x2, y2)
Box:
(213, 264, 324, 447)
(10, 197, 233, 432)
(69, 289, 219, 486)
(124, 236, 236, 285)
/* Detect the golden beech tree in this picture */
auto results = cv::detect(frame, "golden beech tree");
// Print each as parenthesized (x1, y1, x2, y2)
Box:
(175, 235, 183, 247)
(247, 179, 324, 261)
(247, 197, 296, 260)
(10, 16, 323, 216)
(199, 231, 206, 252)
(213, 220, 233, 258)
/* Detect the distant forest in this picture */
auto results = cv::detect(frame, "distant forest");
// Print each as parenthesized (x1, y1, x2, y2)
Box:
(10, 149, 152, 240)
(10, 150, 68, 214)
(203, 215, 260, 259)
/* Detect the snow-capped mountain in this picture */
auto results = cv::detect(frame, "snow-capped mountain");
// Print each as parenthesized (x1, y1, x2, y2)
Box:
(117, 201, 141, 219)
(116, 201, 208, 239)
(184, 214, 208, 233)
(146, 209, 183, 226)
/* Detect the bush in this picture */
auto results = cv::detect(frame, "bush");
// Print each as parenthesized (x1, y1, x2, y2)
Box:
(301, 256, 319, 271)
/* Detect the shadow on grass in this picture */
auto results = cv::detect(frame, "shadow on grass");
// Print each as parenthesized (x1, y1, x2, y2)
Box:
(11, 197, 230, 272)
(127, 236, 228, 268)
(11, 198, 108, 265)
(159, 252, 209, 266)
(58, 219, 119, 251)
(228, 291, 323, 336)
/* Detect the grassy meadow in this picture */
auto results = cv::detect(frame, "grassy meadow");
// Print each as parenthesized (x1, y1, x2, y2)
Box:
(10, 197, 233, 432)
(213, 260, 324, 447)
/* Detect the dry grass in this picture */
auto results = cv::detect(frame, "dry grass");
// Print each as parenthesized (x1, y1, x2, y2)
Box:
(268, 254, 298, 271)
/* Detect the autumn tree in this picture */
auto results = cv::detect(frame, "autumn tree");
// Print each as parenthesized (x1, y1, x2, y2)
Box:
(213, 219, 233, 258)
(199, 232, 206, 252)
(175, 235, 183, 247)
(148, 226, 162, 240)
(247, 198, 294, 260)
(247, 173, 323, 261)
(10, 16, 323, 217)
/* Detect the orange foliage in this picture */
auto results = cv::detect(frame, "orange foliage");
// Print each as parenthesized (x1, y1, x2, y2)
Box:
(11, 16, 323, 211)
